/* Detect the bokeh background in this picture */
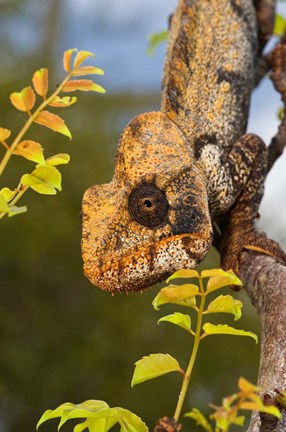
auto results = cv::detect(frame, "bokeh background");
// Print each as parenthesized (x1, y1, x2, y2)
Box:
(0, 1, 285, 431)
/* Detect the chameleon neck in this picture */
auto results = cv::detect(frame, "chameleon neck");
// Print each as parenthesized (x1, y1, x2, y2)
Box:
(161, 0, 258, 150)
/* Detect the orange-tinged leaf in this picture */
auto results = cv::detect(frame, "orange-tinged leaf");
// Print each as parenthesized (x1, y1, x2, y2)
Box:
(0, 127, 11, 141)
(73, 50, 95, 68)
(32, 68, 49, 97)
(62, 79, 105, 93)
(49, 96, 77, 108)
(14, 140, 45, 164)
(238, 377, 259, 394)
(63, 48, 77, 72)
(34, 111, 72, 139)
(72, 66, 104, 76)
(10, 87, 36, 112)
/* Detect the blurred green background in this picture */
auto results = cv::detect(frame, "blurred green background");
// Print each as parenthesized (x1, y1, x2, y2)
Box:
(2, 0, 284, 431)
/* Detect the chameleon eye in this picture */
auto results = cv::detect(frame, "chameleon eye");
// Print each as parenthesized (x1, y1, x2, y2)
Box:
(128, 183, 169, 228)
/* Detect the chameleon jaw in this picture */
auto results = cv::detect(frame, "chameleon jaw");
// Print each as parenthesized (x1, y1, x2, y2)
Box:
(83, 232, 212, 293)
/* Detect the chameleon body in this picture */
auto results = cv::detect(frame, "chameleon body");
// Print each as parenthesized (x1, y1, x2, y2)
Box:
(82, 0, 286, 293)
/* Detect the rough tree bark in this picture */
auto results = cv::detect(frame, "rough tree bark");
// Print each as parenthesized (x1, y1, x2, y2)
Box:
(239, 252, 286, 432)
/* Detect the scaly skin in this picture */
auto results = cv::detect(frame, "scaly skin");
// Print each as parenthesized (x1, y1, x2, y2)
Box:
(82, 0, 286, 293)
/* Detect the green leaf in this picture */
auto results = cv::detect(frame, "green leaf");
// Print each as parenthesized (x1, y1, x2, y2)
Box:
(0, 193, 10, 213)
(278, 106, 284, 121)
(37, 400, 110, 429)
(274, 13, 286, 36)
(46, 153, 70, 166)
(202, 323, 258, 343)
(131, 353, 182, 387)
(0, 187, 16, 202)
(184, 408, 213, 432)
(204, 295, 243, 321)
(116, 408, 148, 432)
(147, 30, 168, 55)
(166, 269, 199, 283)
(203, 269, 242, 292)
(21, 166, 62, 195)
(158, 312, 192, 333)
(152, 284, 199, 310)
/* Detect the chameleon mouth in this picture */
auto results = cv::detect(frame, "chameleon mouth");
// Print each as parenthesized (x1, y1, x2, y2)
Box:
(83, 232, 212, 293)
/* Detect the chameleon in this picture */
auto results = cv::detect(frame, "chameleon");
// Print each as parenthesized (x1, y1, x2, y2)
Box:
(81, 0, 286, 293)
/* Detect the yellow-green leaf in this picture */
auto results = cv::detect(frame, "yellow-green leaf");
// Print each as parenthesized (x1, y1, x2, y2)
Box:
(184, 409, 213, 432)
(147, 30, 168, 56)
(204, 295, 243, 321)
(0, 193, 9, 213)
(158, 312, 192, 333)
(14, 140, 45, 164)
(72, 66, 104, 76)
(48, 96, 77, 108)
(131, 353, 181, 387)
(204, 269, 242, 292)
(0, 187, 16, 202)
(45, 153, 70, 166)
(34, 111, 72, 139)
(202, 323, 258, 343)
(166, 269, 199, 283)
(152, 284, 199, 310)
(63, 48, 77, 72)
(10, 87, 36, 112)
(21, 165, 62, 195)
(32, 68, 49, 97)
(274, 13, 286, 37)
(0, 127, 11, 141)
(73, 50, 95, 68)
(62, 79, 105, 93)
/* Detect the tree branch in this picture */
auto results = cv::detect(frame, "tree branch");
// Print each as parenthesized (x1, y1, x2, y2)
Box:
(239, 252, 286, 431)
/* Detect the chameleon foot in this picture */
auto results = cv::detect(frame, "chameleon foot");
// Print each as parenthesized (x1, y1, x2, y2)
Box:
(220, 221, 286, 278)
(154, 417, 182, 432)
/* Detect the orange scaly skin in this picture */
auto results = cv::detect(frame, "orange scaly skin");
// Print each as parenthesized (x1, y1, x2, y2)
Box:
(82, 0, 286, 293)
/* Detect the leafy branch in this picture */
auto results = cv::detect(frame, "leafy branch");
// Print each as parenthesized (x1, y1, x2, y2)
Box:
(0, 49, 105, 219)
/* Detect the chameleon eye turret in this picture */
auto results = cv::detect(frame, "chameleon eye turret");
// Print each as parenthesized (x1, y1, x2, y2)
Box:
(128, 183, 169, 228)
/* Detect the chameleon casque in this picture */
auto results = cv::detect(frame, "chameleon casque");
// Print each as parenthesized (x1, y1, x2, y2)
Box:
(82, 0, 286, 293)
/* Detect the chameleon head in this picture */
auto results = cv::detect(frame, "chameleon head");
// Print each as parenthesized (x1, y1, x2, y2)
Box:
(81, 111, 213, 293)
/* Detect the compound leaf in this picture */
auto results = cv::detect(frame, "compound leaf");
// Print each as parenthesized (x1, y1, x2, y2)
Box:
(46, 153, 70, 166)
(21, 165, 62, 195)
(72, 66, 104, 76)
(184, 408, 213, 432)
(166, 269, 199, 283)
(14, 140, 45, 164)
(62, 79, 105, 93)
(205, 295, 243, 321)
(10, 86, 36, 112)
(131, 353, 181, 387)
(152, 284, 199, 310)
(203, 270, 242, 292)
(158, 312, 192, 333)
(49, 96, 77, 108)
(34, 110, 72, 139)
(202, 323, 258, 343)
(73, 50, 95, 68)
(0, 127, 11, 141)
(63, 48, 77, 72)
(32, 68, 49, 97)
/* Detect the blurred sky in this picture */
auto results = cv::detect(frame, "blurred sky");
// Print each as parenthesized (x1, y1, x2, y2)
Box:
(0, 0, 285, 244)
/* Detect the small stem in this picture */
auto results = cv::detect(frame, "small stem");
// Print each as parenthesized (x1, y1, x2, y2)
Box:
(0, 69, 74, 177)
(173, 277, 206, 422)
(0, 141, 10, 150)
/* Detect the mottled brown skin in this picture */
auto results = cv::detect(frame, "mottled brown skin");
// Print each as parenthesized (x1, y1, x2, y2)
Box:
(82, 0, 286, 293)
